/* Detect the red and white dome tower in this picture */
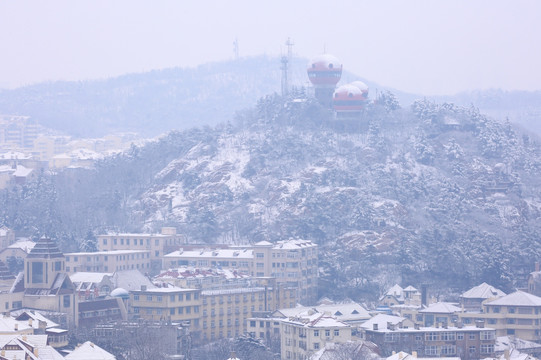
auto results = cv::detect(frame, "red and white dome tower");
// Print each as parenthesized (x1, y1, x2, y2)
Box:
(307, 54, 342, 107)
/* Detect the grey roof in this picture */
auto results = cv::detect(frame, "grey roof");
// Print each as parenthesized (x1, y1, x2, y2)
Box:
(485, 291, 541, 307)
(27, 237, 64, 259)
(461, 282, 506, 299)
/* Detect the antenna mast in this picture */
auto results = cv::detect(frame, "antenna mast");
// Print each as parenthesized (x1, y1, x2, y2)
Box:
(281, 37, 294, 97)
(233, 38, 239, 60)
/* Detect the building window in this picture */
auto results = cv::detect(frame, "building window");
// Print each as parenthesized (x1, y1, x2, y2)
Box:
(441, 345, 456, 355)
(314, 330, 319, 337)
(481, 331, 495, 340)
(314, 343, 320, 350)
(457, 333, 464, 340)
(425, 346, 438, 356)
(157, 296, 162, 302)
(425, 332, 439, 341)
(178, 307, 183, 314)
(469, 333, 476, 340)
(170, 308, 175, 315)
(469, 346, 476, 354)
(134, 295, 140, 301)
(481, 344, 494, 354)
(178, 294, 184, 301)
(147, 295, 152, 301)
(63, 295, 71, 308)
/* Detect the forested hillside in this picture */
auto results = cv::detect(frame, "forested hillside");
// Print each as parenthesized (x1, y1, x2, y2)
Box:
(2, 91, 541, 301)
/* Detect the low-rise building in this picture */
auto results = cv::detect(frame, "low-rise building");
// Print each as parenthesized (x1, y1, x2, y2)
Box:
(460, 283, 506, 312)
(97, 227, 185, 273)
(361, 316, 496, 360)
(280, 313, 352, 360)
(64, 250, 151, 274)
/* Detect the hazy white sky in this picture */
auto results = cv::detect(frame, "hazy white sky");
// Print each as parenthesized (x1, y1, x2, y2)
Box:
(1, 0, 540, 95)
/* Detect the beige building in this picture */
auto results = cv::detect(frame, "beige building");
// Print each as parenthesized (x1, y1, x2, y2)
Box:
(97, 227, 184, 273)
(0, 227, 16, 251)
(165, 239, 318, 304)
(23, 237, 78, 328)
(131, 277, 296, 344)
(459, 291, 541, 342)
(280, 313, 352, 360)
(64, 250, 151, 274)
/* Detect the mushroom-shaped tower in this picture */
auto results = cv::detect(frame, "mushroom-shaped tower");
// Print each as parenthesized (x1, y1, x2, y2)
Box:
(332, 84, 366, 115)
(307, 54, 342, 107)
(351, 80, 369, 99)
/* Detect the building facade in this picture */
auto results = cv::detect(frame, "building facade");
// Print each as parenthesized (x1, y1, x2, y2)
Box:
(64, 250, 151, 274)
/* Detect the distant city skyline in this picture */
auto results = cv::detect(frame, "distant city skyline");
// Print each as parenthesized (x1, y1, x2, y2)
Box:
(1, 0, 539, 95)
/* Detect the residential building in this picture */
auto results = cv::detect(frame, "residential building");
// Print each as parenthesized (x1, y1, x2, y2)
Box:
(460, 282, 506, 311)
(417, 302, 462, 327)
(64, 250, 151, 274)
(0, 334, 64, 359)
(248, 301, 370, 346)
(463, 291, 541, 341)
(361, 315, 496, 360)
(130, 285, 202, 337)
(97, 227, 185, 273)
(0, 115, 39, 149)
(280, 313, 352, 360)
(165, 239, 318, 304)
(0, 239, 35, 272)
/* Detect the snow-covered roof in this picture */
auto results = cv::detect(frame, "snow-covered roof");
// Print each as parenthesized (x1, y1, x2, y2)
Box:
(111, 270, 155, 291)
(133, 285, 195, 293)
(7, 239, 35, 253)
(334, 84, 363, 96)
(156, 267, 249, 280)
(308, 54, 341, 68)
(461, 282, 506, 299)
(15, 310, 59, 329)
(165, 248, 253, 259)
(0, 335, 64, 359)
(70, 272, 112, 284)
(275, 302, 370, 323)
(485, 291, 541, 307)
(403, 285, 418, 292)
(495, 336, 541, 353)
(202, 287, 266, 296)
(254, 240, 273, 247)
(419, 302, 461, 314)
(284, 313, 350, 329)
(65, 341, 116, 360)
(0, 151, 31, 160)
(360, 314, 406, 330)
(351, 80, 369, 92)
(65, 250, 148, 256)
(273, 239, 316, 250)
(12, 165, 32, 177)
(386, 352, 459, 360)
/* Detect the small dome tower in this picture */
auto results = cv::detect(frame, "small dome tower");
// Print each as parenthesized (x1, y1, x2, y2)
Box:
(307, 54, 342, 107)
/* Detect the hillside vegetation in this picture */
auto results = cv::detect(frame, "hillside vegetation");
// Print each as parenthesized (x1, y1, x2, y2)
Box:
(3, 91, 541, 300)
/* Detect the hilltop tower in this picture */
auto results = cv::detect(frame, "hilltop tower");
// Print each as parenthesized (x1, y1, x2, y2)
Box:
(307, 54, 342, 107)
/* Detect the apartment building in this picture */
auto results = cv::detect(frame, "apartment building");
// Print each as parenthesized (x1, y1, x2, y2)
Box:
(459, 291, 541, 341)
(459, 282, 506, 311)
(97, 227, 184, 272)
(0, 115, 38, 150)
(165, 239, 318, 304)
(131, 277, 295, 344)
(361, 319, 496, 360)
(280, 313, 352, 360)
(64, 250, 151, 274)
(247, 301, 370, 344)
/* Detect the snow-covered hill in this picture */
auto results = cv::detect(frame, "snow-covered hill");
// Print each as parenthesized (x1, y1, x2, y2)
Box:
(3, 93, 541, 300)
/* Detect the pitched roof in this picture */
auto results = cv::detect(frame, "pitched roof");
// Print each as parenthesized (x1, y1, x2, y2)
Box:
(420, 302, 461, 314)
(360, 314, 405, 330)
(26, 237, 64, 259)
(485, 291, 541, 307)
(461, 282, 506, 299)
(65, 341, 116, 360)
